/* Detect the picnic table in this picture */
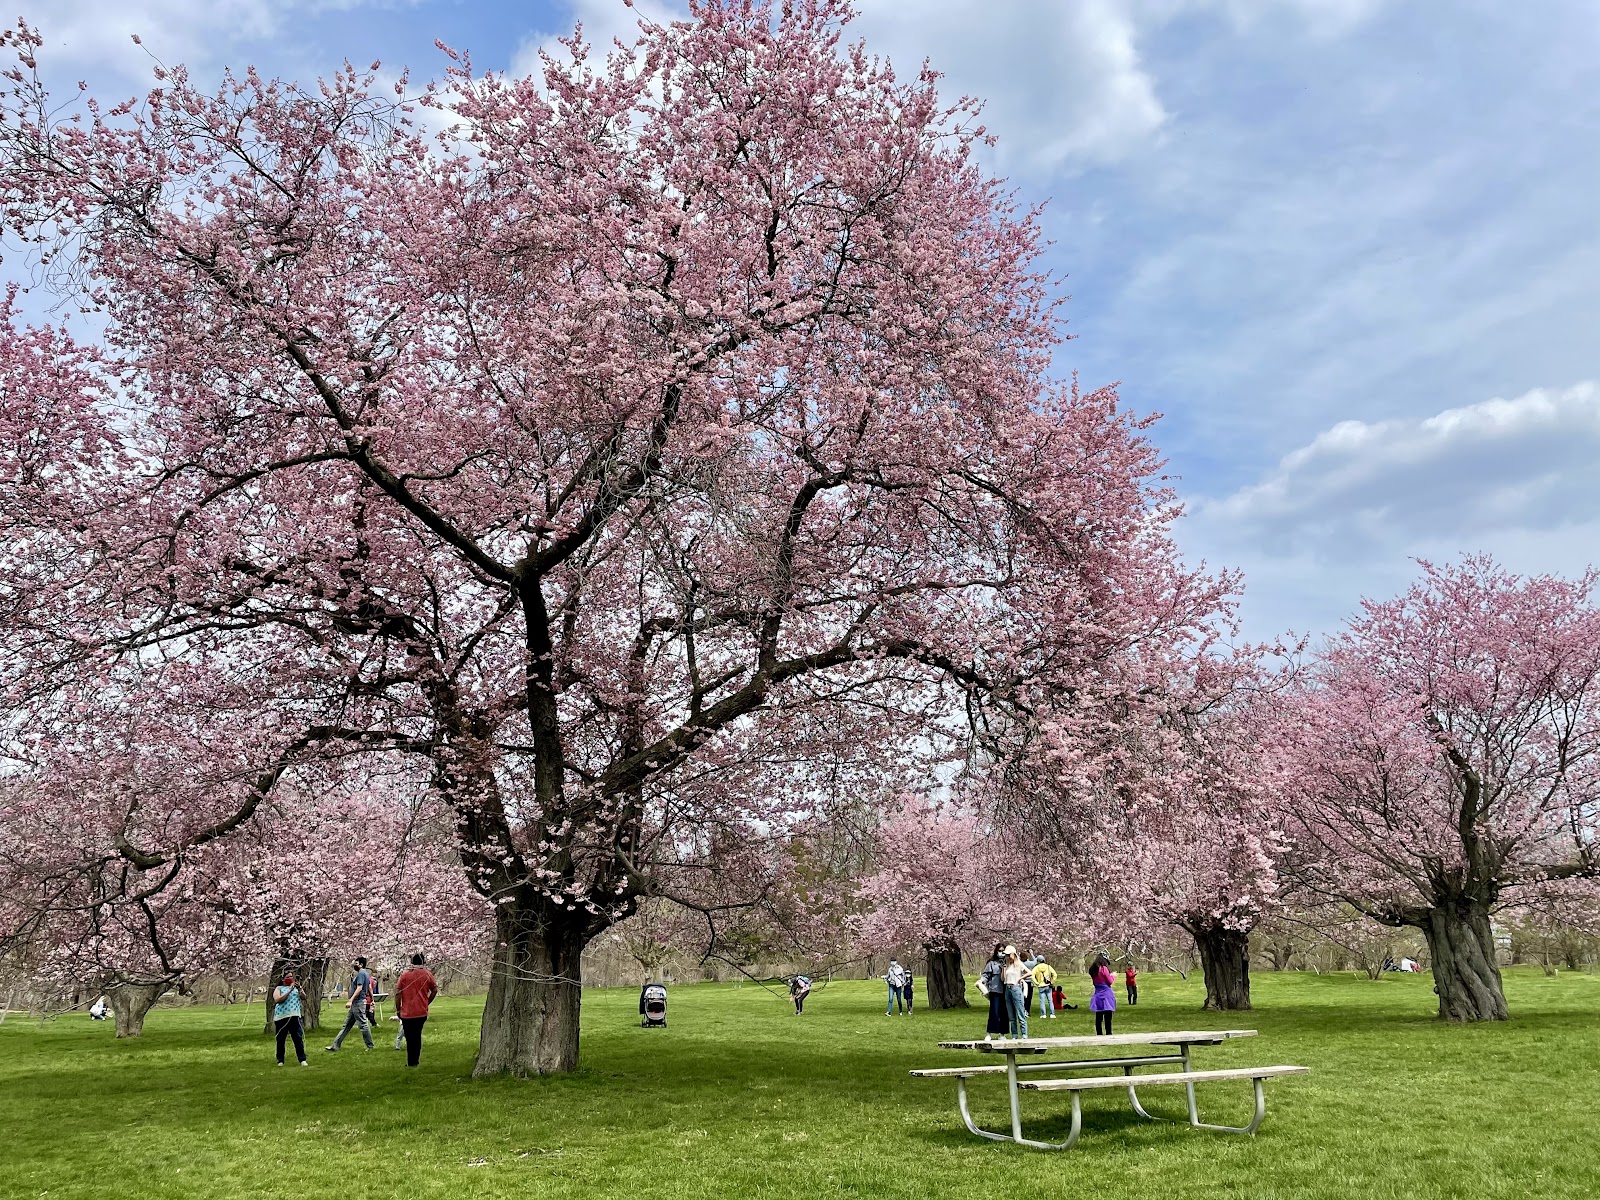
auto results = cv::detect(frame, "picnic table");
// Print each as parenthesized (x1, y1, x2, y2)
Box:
(914, 1030, 1307, 1150)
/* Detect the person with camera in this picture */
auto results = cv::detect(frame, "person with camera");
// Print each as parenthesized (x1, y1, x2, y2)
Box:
(272, 972, 310, 1066)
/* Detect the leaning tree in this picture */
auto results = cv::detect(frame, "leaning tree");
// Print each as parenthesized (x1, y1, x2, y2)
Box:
(0, 2, 1235, 1074)
(1273, 558, 1600, 1021)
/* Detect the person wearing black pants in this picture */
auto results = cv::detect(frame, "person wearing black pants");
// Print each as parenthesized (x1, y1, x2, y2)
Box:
(271, 972, 309, 1067)
(394, 951, 439, 1068)
(276, 1014, 307, 1064)
(1089, 953, 1116, 1037)
(980, 944, 1008, 1040)
(400, 1016, 426, 1066)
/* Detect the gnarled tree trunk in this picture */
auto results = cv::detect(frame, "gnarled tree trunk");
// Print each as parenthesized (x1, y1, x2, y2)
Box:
(475, 902, 586, 1077)
(107, 980, 170, 1038)
(923, 942, 968, 1009)
(1419, 901, 1507, 1021)
(1191, 924, 1251, 1010)
(262, 956, 328, 1034)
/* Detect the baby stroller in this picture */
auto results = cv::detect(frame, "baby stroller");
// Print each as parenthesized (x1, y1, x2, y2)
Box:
(639, 983, 667, 1028)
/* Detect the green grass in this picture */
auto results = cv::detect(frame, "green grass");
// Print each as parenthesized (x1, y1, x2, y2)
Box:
(3, 967, 1597, 1199)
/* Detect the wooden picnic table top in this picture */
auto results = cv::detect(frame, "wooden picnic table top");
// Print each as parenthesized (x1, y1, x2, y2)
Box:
(937, 1030, 1257, 1053)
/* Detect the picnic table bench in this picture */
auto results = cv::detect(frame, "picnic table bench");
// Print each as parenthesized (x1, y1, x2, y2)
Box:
(912, 1030, 1308, 1150)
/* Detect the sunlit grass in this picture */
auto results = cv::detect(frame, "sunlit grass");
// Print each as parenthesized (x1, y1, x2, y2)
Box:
(3, 967, 1597, 1199)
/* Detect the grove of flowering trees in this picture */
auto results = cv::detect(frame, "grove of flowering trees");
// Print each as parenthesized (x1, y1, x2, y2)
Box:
(0, 0, 1236, 1073)
(3, 0, 1595, 1076)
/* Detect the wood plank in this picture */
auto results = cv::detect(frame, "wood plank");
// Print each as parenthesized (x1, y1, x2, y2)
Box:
(910, 1055, 1186, 1079)
(1018, 1065, 1309, 1092)
(937, 1029, 1257, 1052)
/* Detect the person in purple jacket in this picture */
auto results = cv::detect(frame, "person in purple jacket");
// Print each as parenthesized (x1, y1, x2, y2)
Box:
(1089, 952, 1117, 1036)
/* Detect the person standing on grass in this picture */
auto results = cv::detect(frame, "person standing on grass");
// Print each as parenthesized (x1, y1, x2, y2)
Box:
(790, 974, 812, 1015)
(1031, 955, 1058, 1019)
(884, 959, 909, 1015)
(980, 943, 1008, 1040)
(1089, 953, 1116, 1036)
(394, 952, 439, 1068)
(1001, 945, 1029, 1038)
(273, 972, 309, 1067)
(1124, 963, 1138, 1006)
(326, 956, 376, 1052)
(902, 966, 915, 1015)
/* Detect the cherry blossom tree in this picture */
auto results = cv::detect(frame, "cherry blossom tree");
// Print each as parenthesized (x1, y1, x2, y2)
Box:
(0, 776, 251, 1037)
(1272, 558, 1600, 1021)
(994, 648, 1287, 1010)
(235, 787, 489, 1033)
(851, 806, 1064, 1009)
(0, 2, 1236, 1074)
(0, 736, 485, 1036)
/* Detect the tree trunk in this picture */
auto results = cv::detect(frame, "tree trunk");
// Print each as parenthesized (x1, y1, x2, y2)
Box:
(474, 902, 585, 1077)
(262, 956, 328, 1034)
(1192, 925, 1251, 1010)
(107, 980, 170, 1038)
(1419, 902, 1508, 1021)
(923, 943, 968, 1009)
(1562, 940, 1584, 973)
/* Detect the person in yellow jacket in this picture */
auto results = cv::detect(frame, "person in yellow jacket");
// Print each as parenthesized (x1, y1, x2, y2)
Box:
(1030, 955, 1059, 1019)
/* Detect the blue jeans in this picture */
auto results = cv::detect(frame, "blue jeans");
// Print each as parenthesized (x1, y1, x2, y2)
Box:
(1037, 983, 1055, 1017)
(887, 982, 905, 1014)
(1006, 984, 1028, 1037)
(329, 1005, 373, 1049)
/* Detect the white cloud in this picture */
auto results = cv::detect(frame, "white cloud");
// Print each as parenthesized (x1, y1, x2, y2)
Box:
(1199, 382, 1600, 541)
(850, 0, 1164, 170)
(15, 0, 408, 79)
(512, 1, 1385, 171)
(510, 0, 676, 81)
(1181, 383, 1600, 633)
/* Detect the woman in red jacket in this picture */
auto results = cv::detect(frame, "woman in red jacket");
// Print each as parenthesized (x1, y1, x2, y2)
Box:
(394, 952, 440, 1067)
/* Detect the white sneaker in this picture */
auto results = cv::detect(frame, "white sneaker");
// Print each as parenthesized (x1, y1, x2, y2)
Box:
(275, 1061, 284, 1067)
(300, 1061, 309, 1067)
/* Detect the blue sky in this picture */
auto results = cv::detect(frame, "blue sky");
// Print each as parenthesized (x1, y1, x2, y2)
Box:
(14, 0, 1600, 640)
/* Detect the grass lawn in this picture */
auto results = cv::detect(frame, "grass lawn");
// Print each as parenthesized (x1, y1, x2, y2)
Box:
(2, 967, 1597, 1199)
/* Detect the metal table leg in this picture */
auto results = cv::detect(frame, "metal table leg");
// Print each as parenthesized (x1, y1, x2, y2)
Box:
(1006, 1052, 1024, 1142)
(1183, 1044, 1199, 1127)
(1124, 1064, 1157, 1121)
(1189, 1077, 1269, 1135)
(956, 1077, 1014, 1143)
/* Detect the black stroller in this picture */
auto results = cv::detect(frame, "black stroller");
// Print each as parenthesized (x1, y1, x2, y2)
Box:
(639, 983, 667, 1028)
